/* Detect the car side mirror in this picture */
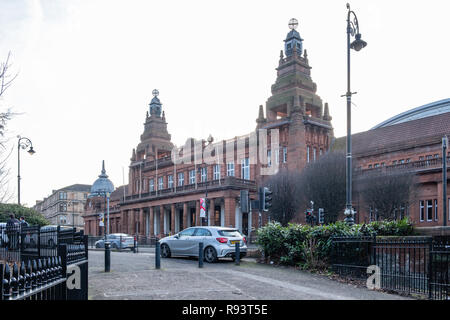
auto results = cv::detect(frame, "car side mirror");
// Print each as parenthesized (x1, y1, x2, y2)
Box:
(174, 234, 179, 239)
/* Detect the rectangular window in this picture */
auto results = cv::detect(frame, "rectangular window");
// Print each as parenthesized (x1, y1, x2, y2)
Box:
(313, 148, 317, 161)
(59, 203, 67, 212)
(381, 162, 385, 167)
(168, 175, 173, 188)
(307, 146, 310, 163)
(399, 159, 405, 164)
(392, 160, 398, 165)
(59, 192, 67, 200)
(149, 179, 154, 192)
(158, 177, 164, 190)
(275, 148, 279, 164)
(227, 162, 235, 176)
(189, 170, 196, 184)
(267, 150, 272, 167)
(427, 200, 433, 221)
(374, 163, 380, 168)
(420, 200, 424, 221)
(434, 199, 438, 221)
(213, 164, 220, 180)
(368, 164, 373, 169)
(406, 159, 411, 163)
(319, 148, 323, 156)
(241, 158, 250, 180)
(200, 167, 207, 182)
(178, 172, 184, 186)
(283, 147, 287, 163)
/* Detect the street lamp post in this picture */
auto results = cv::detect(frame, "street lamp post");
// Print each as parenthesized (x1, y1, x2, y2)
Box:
(17, 136, 36, 206)
(343, 3, 367, 225)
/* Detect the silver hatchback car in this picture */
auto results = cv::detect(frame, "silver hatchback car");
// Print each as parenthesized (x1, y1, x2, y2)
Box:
(159, 226, 247, 263)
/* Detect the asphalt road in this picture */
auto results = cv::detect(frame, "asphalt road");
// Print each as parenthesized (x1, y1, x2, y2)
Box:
(88, 250, 411, 300)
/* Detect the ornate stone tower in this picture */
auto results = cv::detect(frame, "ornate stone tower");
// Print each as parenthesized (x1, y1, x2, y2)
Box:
(133, 89, 173, 162)
(259, 19, 334, 172)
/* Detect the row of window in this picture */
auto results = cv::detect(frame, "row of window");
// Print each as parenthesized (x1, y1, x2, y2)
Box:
(368, 152, 450, 169)
(135, 159, 251, 193)
(306, 146, 323, 163)
(267, 147, 288, 167)
(58, 191, 88, 200)
(419, 199, 450, 222)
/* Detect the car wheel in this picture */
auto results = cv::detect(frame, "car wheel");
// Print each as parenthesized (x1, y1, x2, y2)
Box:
(95, 243, 101, 248)
(204, 246, 217, 263)
(161, 244, 171, 258)
(111, 243, 118, 249)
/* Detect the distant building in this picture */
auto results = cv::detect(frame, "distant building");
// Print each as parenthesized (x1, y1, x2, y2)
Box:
(33, 184, 91, 229)
(333, 99, 450, 226)
(82, 20, 334, 237)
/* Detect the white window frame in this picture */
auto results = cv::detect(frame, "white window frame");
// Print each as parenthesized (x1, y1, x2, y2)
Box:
(168, 175, 173, 188)
(283, 147, 287, 163)
(307, 146, 310, 163)
(313, 147, 317, 161)
(149, 179, 155, 192)
(227, 162, 235, 177)
(267, 150, 272, 167)
(420, 200, 424, 221)
(213, 164, 220, 180)
(189, 170, 196, 185)
(200, 167, 207, 182)
(158, 177, 164, 190)
(178, 172, 184, 186)
(426, 200, 433, 221)
(434, 199, 438, 221)
(241, 158, 250, 180)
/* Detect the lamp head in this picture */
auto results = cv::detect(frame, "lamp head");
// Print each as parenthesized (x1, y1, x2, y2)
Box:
(28, 147, 36, 155)
(350, 33, 367, 51)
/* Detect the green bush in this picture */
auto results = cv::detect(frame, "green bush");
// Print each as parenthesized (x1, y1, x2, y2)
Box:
(0, 203, 49, 226)
(256, 217, 414, 269)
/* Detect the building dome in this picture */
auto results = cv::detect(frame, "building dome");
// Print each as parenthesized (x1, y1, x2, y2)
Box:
(90, 160, 114, 197)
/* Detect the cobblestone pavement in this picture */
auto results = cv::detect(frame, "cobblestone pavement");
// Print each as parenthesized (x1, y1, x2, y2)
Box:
(88, 250, 412, 300)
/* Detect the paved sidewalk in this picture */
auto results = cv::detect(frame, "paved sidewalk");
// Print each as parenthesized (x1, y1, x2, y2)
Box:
(88, 250, 412, 300)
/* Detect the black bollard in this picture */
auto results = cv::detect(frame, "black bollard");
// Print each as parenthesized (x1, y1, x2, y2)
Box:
(198, 242, 204, 268)
(105, 242, 111, 272)
(235, 241, 240, 266)
(155, 240, 161, 269)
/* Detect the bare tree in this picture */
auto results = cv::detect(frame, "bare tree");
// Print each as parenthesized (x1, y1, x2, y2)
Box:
(299, 152, 346, 223)
(266, 168, 303, 226)
(358, 170, 418, 220)
(0, 52, 17, 202)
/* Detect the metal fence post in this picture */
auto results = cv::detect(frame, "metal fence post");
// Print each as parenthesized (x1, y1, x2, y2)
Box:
(198, 242, 204, 268)
(57, 244, 67, 300)
(235, 241, 240, 266)
(155, 240, 160, 269)
(37, 227, 41, 259)
(104, 242, 111, 273)
(428, 239, 433, 300)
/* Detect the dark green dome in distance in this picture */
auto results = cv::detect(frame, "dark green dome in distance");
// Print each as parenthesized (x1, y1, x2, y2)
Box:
(89, 160, 114, 197)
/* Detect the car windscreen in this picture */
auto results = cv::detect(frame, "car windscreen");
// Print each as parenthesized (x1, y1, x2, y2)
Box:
(217, 230, 242, 237)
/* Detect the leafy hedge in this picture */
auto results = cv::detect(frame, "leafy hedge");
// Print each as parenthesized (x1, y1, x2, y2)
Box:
(256, 218, 414, 270)
(0, 203, 49, 226)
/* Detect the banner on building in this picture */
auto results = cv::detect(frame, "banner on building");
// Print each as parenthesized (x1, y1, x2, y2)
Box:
(99, 213, 104, 227)
(200, 198, 206, 218)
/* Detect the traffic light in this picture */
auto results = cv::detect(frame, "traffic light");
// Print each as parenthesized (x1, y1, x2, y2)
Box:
(318, 208, 325, 224)
(305, 209, 314, 225)
(263, 187, 273, 212)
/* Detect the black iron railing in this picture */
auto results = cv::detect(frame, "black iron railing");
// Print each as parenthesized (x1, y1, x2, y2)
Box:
(331, 236, 449, 300)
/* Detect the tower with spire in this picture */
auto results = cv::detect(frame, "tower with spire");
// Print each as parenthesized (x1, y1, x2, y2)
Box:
(256, 19, 334, 172)
(134, 89, 174, 163)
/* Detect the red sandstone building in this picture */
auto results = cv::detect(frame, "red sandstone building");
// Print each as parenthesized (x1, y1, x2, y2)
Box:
(82, 22, 334, 238)
(335, 99, 450, 227)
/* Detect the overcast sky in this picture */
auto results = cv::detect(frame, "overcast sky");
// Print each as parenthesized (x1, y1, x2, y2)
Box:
(0, 0, 449, 207)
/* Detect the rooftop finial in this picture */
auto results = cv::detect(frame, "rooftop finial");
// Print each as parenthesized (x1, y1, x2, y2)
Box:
(152, 89, 159, 97)
(288, 18, 298, 30)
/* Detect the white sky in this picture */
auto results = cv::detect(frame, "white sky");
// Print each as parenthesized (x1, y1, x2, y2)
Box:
(0, 0, 449, 207)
